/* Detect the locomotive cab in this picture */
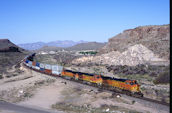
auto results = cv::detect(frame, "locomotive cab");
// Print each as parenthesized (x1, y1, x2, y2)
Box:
(125, 80, 141, 93)
(130, 80, 141, 93)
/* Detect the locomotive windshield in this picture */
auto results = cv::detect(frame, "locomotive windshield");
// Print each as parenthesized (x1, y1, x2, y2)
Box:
(134, 81, 138, 84)
(130, 82, 134, 85)
(130, 81, 138, 85)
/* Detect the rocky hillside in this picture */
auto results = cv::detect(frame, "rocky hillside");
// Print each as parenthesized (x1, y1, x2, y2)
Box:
(99, 24, 169, 60)
(65, 42, 106, 51)
(0, 39, 29, 74)
(72, 44, 168, 66)
(34, 46, 63, 52)
(0, 39, 25, 52)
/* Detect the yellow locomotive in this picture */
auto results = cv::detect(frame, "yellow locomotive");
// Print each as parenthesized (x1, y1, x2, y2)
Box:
(61, 70, 103, 84)
(61, 69, 143, 97)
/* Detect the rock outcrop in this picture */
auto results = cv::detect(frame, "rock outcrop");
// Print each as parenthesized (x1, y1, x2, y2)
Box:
(99, 24, 169, 60)
(72, 44, 168, 66)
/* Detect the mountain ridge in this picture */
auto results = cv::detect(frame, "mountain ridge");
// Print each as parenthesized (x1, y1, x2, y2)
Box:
(18, 40, 88, 50)
(34, 42, 106, 52)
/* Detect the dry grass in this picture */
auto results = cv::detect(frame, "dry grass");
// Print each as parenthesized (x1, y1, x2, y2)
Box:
(0, 52, 29, 74)
(52, 103, 141, 113)
(153, 70, 169, 84)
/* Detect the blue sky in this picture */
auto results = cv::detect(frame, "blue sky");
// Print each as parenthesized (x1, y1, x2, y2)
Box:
(0, 0, 169, 44)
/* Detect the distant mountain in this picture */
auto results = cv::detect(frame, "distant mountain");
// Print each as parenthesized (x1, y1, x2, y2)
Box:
(46, 40, 87, 47)
(65, 42, 106, 51)
(18, 42, 45, 51)
(35, 42, 106, 52)
(34, 46, 63, 52)
(18, 40, 88, 50)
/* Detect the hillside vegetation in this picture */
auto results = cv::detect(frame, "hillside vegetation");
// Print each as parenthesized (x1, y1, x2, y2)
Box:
(0, 39, 29, 74)
(65, 42, 106, 51)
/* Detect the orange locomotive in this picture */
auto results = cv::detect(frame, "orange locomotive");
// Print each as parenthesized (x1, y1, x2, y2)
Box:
(61, 69, 103, 84)
(61, 69, 143, 97)
(101, 76, 142, 96)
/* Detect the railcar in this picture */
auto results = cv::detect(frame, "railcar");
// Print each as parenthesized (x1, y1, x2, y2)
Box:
(61, 70, 103, 85)
(82, 73, 102, 85)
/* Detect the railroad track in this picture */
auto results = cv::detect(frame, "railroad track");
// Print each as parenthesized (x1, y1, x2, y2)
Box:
(22, 63, 169, 107)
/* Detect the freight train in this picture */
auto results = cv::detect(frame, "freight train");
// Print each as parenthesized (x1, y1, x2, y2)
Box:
(23, 53, 143, 97)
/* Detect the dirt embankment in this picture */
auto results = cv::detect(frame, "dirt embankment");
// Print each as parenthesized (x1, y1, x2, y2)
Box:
(72, 44, 168, 66)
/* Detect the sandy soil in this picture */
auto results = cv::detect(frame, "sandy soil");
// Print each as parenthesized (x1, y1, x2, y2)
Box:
(19, 81, 64, 109)
(0, 65, 56, 102)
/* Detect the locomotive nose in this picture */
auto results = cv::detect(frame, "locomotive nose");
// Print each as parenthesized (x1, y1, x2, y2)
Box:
(136, 84, 141, 91)
(132, 84, 140, 92)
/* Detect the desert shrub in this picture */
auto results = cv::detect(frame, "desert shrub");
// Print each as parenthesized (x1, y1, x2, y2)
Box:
(0, 52, 29, 74)
(149, 72, 157, 77)
(23, 92, 32, 98)
(153, 70, 170, 84)
(79, 51, 97, 55)
(12, 73, 18, 77)
(107, 64, 169, 77)
(6, 75, 12, 78)
(0, 74, 3, 79)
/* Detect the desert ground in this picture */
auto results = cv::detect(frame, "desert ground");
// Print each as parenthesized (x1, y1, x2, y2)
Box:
(0, 63, 169, 113)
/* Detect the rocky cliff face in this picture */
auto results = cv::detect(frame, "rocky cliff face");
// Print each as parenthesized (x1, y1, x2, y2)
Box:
(99, 24, 169, 60)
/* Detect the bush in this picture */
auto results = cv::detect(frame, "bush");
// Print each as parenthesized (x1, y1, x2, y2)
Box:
(79, 51, 97, 55)
(153, 71, 170, 84)
(0, 74, 3, 79)
(149, 72, 157, 77)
